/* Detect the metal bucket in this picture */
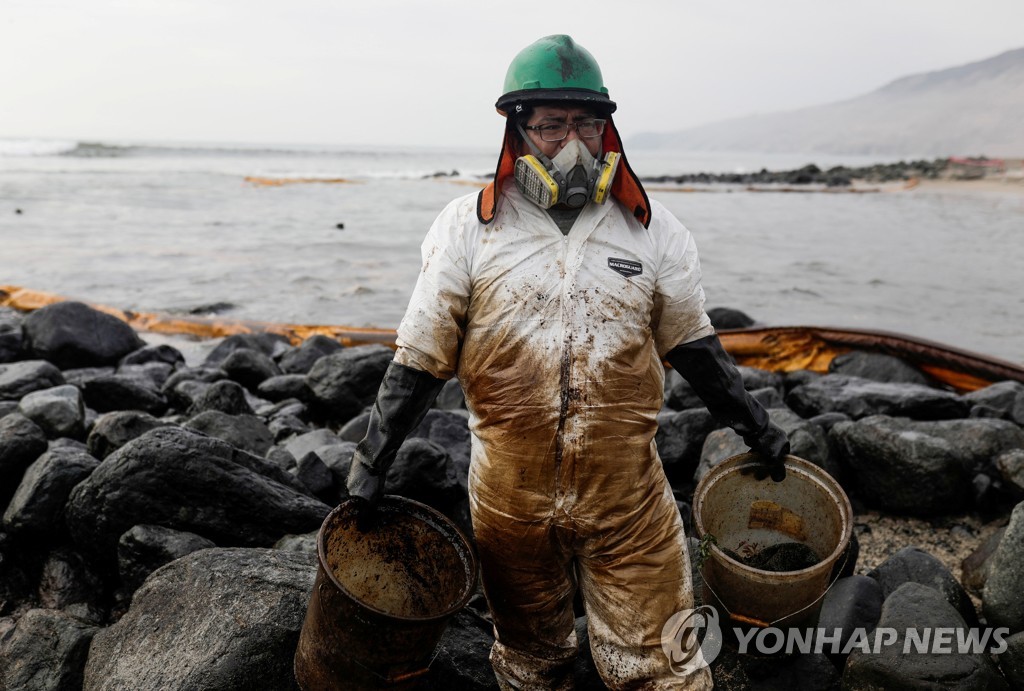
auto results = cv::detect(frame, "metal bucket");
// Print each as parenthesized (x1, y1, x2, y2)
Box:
(693, 453, 852, 630)
(294, 497, 477, 690)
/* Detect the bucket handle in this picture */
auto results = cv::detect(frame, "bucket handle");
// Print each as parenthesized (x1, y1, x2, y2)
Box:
(314, 582, 439, 686)
(702, 547, 851, 629)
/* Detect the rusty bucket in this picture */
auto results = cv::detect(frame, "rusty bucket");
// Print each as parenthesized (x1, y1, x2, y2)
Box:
(294, 497, 477, 690)
(693, 453, 852, 631)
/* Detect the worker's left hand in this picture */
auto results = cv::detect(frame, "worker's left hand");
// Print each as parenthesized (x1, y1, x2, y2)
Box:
(742, 423, 790, 482)
(346, 452, 384, 531)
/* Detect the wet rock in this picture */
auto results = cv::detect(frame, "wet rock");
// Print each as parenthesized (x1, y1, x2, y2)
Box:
(3, 446, 98, 536)
(808, 411, 851, 433)
(0, 401, 16, 418)
(186, 378, 253, 416)
(161, 366, 226, 409)
(268, 414, 309, 443)
(65, 427, 329, 562)
(666, 375, 705, 410)
(738, 366, 784, 394)
(783, 369, 821, 395)
(80, 374, 167, 415)
(23, 301, 144, 369)
(273, 530, 318, 555)
(786, 374, 968, 420)
(828, 351, 930, 386)
(706, 307, 756, 330)
(387, 438, 460, 511)
(16, 384, 85, 440)
(183, 410, 273, 456)
(116, 361, 175, 391)
(203, 333, 292, 367)
(749, 386, 786, 409)
(830, 416, 969, 514)
(983, 501, 1024, 631)
(258, 373, 313, 403)
(843, 582, 1007, 690)
(964, 380, 1024, 424)
(119, 343, 185, 368)
(0, 320, 24, 364)
(996, 450, 1024, 494)
(293, 451, 336, 502)
(434, 377, 467, 410)
(656, 408, 717, 483)
(817, 575, 884, 661)
(277, 335, 344, 375)
(867, 546, 977, 626)
(285, 429, 342, 464)
(962, 527, 1006, 594)
(338, 410, 371, 441)
(221, 347, 281, 390)
(83, 548, 315, 691)
(117, 524, 216, 595)
(307, 441, 356, 492)
(0, 608, 98, 691)
(905, 418, 1024, 473)
(38, 547, 105, 618)
(411, 409, 473, 486)
(86, 410, 171, 460)
(61, 365, 115, 388)
(306, 344, 394, 424)
(697, 407, 831, 481)
(0, 360, 65, 400)
(999, 631, 1024, 689)
(0, 413, 48, 508)
(424, 609, 499, 690)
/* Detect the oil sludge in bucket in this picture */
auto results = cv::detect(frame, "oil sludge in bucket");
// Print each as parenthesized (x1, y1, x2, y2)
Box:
(693, 453, 852, 632)
(294, 496, 478, 690)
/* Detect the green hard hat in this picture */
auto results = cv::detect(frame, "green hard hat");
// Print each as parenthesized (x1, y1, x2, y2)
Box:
(496, 35, 616, 115)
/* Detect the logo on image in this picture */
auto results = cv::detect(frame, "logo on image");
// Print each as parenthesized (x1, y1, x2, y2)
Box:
(661, 605, 723, 676)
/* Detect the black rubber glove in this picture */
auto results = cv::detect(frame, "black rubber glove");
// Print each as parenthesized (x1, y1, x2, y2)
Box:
(665, 334, 790, 482)
(346, 361, 446, 523)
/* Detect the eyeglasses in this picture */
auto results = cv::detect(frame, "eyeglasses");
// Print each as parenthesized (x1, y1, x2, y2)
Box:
(523, 118, 606, 142)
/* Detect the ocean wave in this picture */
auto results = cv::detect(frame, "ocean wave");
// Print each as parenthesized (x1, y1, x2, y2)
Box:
(0, 138, 80, 157)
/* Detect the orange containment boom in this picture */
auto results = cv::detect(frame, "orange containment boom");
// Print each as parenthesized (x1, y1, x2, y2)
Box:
(3, 285, 1022, 392)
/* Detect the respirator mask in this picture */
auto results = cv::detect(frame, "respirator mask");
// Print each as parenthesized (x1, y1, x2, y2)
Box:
(513, 126, 620, 210)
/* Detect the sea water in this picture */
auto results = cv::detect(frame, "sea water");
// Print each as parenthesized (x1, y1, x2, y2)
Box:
(1, 139, 1021, 364)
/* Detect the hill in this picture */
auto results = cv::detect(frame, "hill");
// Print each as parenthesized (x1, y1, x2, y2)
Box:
(631, 47, 1024, 157)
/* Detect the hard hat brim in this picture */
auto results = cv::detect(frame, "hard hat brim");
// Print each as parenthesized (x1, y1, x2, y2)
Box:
(495, 88, 617, 116)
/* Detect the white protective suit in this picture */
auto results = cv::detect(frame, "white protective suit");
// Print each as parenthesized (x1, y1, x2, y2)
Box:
(394, 183, 715, 690)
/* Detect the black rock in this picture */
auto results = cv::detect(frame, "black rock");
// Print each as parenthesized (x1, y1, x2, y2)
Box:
(666, 375, 706, 411)
(16, 384, 85, 439)
(0, 608, 98, 691)
(203, 333, 292, 368)
(37, 546, 105, 618)
(983, 501, 1024, 631)
(410, 409, 473, 488)
(424, 609, 501, 690)
(843, 582, 1007, 690)
(23, 301, 145, 369)
(996, 450, 1024, 494)
(268, 414, 310, 443)
(783, 369, 822, 395)
(337, 410, 371, 442)
(86, 410, 171, 460)
(83, 548, 315, 690)
(120, 343, 185, 368)
(258, 374, 313, 403)
(3, 446, 98, 536)
(963, 380, 1024, 425)
(386, 437, 460, 511)
(434, 377, 467, 410)
(748, 386, 786, 409)
(80, 374, 167, 415)
(221, 347, 281, 390)
(183, 410, 273, 456)
(808, 412, 851, 433)
(0, 320, 24, 364)
(903, 418, 1024, 474)
(293, 452, 337, 502)
(161, 365, 226, 397)
(187, 378, 253, 416)
(961, 527, 1006, 595)
(0, 413, 48, 509)
(867, 546, 978, 626)
(314, 442, 357, 489)
(273, 530, 318, 555)
(786, 374, 968, 420)
(830, 416, 970, 514)
(828, 351, 930, 386)
(285, 429, 342, 464)
(656, 408, 718, 484)
(306, 345, 394, 424)
(1000, 631, 1024, 689)
(0, 360, 65, 401)
(117, 524, 216, 595)
(277, 335, 344, 375)
(65, 427, 329, 562)
(60, 366, 115, 388)
(706, 307, 756, 330)
(816, 575, 884, 662)
(116, 361, 176, 390)
(738, 366, 784, 394)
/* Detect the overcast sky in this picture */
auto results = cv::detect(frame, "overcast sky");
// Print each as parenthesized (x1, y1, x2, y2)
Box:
(2, 0, 1023, 150)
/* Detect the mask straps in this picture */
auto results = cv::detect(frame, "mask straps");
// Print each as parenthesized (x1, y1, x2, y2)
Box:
(515, 123, 566, 188)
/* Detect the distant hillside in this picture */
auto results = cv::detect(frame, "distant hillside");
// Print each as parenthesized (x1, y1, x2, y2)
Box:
(632, 47, 1024, 157)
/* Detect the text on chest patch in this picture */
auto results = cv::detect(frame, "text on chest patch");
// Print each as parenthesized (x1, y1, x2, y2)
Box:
(608, 257, 643, 278)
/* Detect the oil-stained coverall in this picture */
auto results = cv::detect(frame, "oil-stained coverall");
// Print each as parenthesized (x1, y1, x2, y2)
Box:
(390, 183, 715, 689)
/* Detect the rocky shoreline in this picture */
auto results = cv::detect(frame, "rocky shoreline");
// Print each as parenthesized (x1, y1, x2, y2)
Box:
(641, 157, 961, 187)
(2, 300, 1024, 689)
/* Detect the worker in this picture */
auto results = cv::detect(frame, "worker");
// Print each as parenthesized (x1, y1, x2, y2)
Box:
(347, 34, 789, 690)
